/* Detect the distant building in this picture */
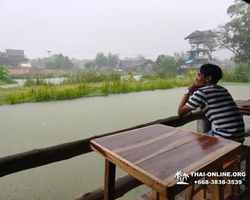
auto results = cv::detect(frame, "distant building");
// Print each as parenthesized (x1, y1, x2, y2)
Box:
(116, 59, 153, 73)
(5, 49, 31, 69)
(32, 64, 46, 69)
(180, 30, 216, 70)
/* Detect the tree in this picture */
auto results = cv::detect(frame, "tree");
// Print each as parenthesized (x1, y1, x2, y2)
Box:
(134, 54, 146, 61)
(0, 65, 9, 79)
(107, 53, 119, 68)
(174, 51, 189, 62)
(32, 57, 52, 68)
(52, 54, 74, 69)
(124, 57, 133, 60)
(33, 54, 74, 69)
(215, 0, 250, 63)
(84, 60, 95, 70)
(95, 52, 108, 69)
(154, 55, 176, 72)
(70, 58, 89, 69)
(0, 52, 9, 66)
(0, 51, 20, 68)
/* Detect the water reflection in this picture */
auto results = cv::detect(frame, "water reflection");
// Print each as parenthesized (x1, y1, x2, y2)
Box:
(197, 135, 219, 150)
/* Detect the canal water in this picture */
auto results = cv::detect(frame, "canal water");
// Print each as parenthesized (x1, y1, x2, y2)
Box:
(0, 78, 66, 88)
(0, 85, 249, 200)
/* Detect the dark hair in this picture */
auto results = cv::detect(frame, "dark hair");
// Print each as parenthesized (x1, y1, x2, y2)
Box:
(200, 64, 222, 84)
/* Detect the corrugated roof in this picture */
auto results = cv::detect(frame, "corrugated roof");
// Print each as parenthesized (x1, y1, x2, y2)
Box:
(6, 49, 25, 56)
(118, 59, 153, 69)
(184, 30, 215, 40)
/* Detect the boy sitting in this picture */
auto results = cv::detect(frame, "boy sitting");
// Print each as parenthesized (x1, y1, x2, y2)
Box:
(178, 64, 245, 143)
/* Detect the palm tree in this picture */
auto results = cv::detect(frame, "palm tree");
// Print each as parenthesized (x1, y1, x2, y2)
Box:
(182, 172, 190, 182)
(174, 170, 183, 181)
(175, 170, 189, 185)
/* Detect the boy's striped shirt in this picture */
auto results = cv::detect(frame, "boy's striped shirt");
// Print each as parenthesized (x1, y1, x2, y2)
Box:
(186, 85, 245, 142)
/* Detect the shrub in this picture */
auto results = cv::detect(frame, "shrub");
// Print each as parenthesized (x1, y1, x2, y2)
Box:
(221, 62, 250, 82)
(24, 77, 52, 87)
(221, 70, 237, 82)
(156, 70, 176, 79)
(65, 71, 121, 84)
(234, 63, 250, 82)
(0, 65, 9, 79)
(140, 74, 158, 81)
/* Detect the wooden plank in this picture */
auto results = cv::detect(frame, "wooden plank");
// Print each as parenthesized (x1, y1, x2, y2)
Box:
(166, 144, 241, 186)
(235, 100, 250, 115)
(98, 125, 175, 152)
(167, 146, 242, 197)
(138, 136, 225, 180)
(235, 100, 250, 108)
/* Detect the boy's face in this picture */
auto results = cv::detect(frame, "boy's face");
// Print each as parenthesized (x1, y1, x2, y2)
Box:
(196, 72, 211, 87)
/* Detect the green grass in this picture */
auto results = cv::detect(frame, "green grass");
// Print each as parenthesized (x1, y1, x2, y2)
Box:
(4, 75, 250, 105)
(0, 77, 194, 105)
(3, 70, 250, 105)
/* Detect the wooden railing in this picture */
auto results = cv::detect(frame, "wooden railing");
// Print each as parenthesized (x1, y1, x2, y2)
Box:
(0, 111, 248, 200)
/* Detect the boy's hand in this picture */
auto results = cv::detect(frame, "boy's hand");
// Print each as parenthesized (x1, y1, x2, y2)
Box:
(188, 83, 199, 95)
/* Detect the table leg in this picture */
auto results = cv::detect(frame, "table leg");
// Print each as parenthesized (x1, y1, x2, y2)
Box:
(233, 161, 240, 197)
(211, 168, 224, 200)
(246, 156, 250, 186)
(104, 159, 116, 200)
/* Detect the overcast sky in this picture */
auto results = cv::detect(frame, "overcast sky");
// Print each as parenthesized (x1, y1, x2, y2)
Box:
(0, 0, 235, 61)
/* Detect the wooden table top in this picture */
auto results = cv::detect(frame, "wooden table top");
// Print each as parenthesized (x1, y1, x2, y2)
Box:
(90, 124, 242, 197)
(235, 100, 250, 116)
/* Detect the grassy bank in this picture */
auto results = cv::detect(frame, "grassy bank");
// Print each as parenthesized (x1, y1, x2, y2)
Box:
(0, 78, 17, 85)
(2, 68, 249, 105)
(0, 77, 194, 105)
(220, 82, 250, 85)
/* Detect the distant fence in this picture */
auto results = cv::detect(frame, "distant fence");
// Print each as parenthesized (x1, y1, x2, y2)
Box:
(8, 69, 75, 74)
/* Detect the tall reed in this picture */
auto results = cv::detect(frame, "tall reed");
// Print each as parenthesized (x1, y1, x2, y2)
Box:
(3, 76, 194, 105)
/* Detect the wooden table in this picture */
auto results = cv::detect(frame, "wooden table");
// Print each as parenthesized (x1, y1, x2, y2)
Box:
(90, 124, 242, 200)
(235, 100, 250, 116)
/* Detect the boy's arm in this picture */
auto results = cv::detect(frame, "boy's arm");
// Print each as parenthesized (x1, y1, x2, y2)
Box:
(178, 93, 192, 116)
(178, 83, 198, 116)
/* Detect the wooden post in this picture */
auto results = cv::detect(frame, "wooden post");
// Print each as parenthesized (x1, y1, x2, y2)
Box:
(197, 117, 211, 133)
(104, 160, 116, 200)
